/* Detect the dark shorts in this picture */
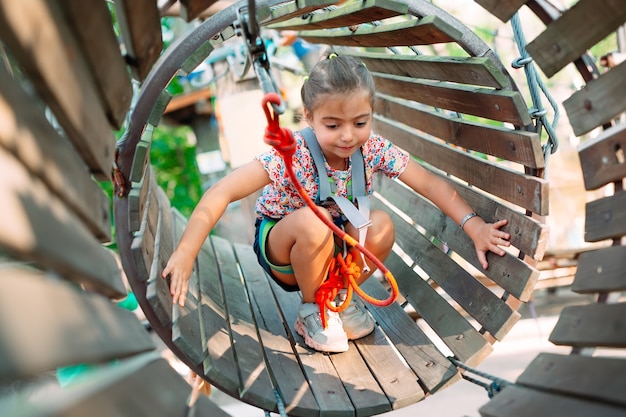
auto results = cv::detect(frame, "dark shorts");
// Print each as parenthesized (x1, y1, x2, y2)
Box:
(253, 217, 300, 292)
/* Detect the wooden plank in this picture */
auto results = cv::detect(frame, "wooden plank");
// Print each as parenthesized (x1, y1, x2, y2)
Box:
(196, 236, 241, 397)
(517, 353, 626, 408)
(0, 267, 154, 382)
(264, 0, 338, 25)
(374, 116, 549, 216)
(129, 163, 153, 234)
(330, 333, 393, 416)
(58, 0, 133, 128)
(169, 208, 205, 367)
(130, 170, 159, 282)
(0, 64, 111, 242)
(372, 73, 532, 126)
(0, 0, 115, 180)
(145, 189, 176, 330)
(526, 0, 626, 78)
(300, 15, 463, 48)
(564, 62, 626, 136)
(475, 0, 528, 23)
(343, 49, 510, 89)
(130, 126, 154, 183)
(478, 384, 626, 417)
(384, 199, 520, 340)
(14, 356, 202, 417)
(572, 245, 626, 294)
(179, 0, 221, 21)
(114, 0, 163, 81)
(0, 147, 126, 298)
(375, 94, 544, 168)
(383, 250, 492, 366)
(269, 0, 408, 31)
(577, 121, 626, 190)
(211, 236, 277, 411)
(549, 302, 626, 348)
(268, 279, 356, 416)
(584, 190, 626, 242)
(360, 279, 457, 395)
(234, 243, 320, 417)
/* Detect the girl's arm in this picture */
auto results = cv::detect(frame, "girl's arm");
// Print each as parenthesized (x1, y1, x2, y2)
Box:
(163, 159, 270, 306)
(398, 159, 510, 270)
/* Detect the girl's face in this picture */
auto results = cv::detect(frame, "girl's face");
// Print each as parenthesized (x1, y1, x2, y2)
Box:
(304, 89, 373, 170)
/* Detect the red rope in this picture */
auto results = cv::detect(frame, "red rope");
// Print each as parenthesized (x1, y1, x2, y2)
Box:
(262, 93, 398, 328)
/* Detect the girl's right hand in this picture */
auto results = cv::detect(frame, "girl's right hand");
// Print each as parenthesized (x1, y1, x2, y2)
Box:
(162, 250, 194, 307)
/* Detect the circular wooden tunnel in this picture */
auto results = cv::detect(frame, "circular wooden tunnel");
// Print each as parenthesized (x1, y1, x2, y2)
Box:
(112, 1, 623, 416)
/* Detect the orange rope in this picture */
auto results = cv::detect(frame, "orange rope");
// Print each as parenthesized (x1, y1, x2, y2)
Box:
(262, 93, 398, 328)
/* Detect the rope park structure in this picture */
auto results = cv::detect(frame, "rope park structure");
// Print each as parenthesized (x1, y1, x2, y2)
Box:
(112, 0, 626, 416)
(2, 0, 625, 416)
(117, 0, 558, 415)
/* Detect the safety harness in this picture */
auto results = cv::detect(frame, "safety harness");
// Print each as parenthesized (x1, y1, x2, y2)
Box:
(300, 127, 371, 272)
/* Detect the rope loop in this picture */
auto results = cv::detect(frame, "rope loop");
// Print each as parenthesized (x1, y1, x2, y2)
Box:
(511, 56, 533, 69)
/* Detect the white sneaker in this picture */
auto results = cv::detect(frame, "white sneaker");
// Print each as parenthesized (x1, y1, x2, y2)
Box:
(294, 303, 348, 353)
(336, 291, 375, 340)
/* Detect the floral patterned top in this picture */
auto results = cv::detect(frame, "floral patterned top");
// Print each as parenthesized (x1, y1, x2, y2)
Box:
(254, 130, 409, 220)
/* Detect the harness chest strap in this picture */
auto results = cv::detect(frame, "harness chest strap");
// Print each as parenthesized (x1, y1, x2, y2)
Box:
(300, 127, 371, 272)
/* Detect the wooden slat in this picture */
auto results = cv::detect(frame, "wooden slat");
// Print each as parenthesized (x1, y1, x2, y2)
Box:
(145, 189, 175, 330)
(179, 0, 221, 21)
(526, 0, 626, 78)
(549, 302, 626, 348)
(300, 15, 462, 48)
(564, 62, 626, 136)
(360, 279, 457, 394)
(0, 147, 126, 298)
(169, 209, 205, 367)
(478, 384, 626, 417)
(196, 236, 241, 397)
(381, 198, 520, 340)
(269, 0, 408, 31)
(374, 176, 543, 301)
(332, 338, 393, 416)
(517, 353, 626, 408)
(584, 190, 626, 242)
(234, 243, 320, 417)
(129, 162, 153, 234)
(14, 355, 208, 417)
(373, 73, 532, 126)
(475, 0, 528, 23)
(383, 250, 492, 366)
(114, 0, 163, 81)
(577, 121, 626, 190)
(0, 0, 115, 180)
(264, 0, 338, 25)
(375, 94, 544, 168)
(572, 245, 626, 294)
(58, 0, 133, 128)
(0, 65, 111, 242)
(130, 126, 154, 183)
(343, 50, 510, 89)
(374, 116, 549, 215)
(269, 279, 356, 415)
(0, 267, 154, 382)
(211, 235, 277, 411)
(130, 170, 159, 282)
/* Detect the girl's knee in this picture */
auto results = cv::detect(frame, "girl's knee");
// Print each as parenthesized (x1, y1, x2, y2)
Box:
(368, 210, 395, 249)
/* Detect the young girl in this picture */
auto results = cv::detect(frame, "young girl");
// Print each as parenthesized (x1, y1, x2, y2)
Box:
(162, 53, 511, 353)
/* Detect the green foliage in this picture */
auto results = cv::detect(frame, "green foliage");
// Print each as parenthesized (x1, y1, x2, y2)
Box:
(150, 125, 203, 218)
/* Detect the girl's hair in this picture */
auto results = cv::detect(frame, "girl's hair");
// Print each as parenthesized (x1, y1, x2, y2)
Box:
(301, 52, 375, 114)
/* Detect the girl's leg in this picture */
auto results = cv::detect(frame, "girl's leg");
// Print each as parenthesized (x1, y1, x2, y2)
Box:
(265, 206, 335, 303)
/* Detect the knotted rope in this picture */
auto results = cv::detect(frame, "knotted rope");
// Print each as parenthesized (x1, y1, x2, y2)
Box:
(262, 92, 398, 328)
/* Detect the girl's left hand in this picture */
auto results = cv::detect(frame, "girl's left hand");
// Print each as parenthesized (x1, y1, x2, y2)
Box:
(467, 219, 510, 270)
